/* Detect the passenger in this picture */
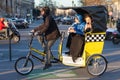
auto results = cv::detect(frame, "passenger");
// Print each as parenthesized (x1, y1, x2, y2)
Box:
(84, 14, 92, 32)
(66, 14, 86, 62)
(0, 18, 8, 38)
(66, 14, 92, 62)
(31, 6, 60, 70)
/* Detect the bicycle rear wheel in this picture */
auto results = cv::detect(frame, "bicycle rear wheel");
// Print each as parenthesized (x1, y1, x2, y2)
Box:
(15, 57, 34, 75)
(86, 54, 107, 76)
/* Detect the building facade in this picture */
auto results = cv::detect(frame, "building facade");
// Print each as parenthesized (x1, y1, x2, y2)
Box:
(82, 0, 120, 19)
(111, 0, 120, 19)
(0, 0, 34, 18)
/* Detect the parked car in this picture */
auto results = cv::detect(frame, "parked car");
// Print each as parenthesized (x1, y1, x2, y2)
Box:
(0, 18, 20, 43)
(105, 28, 116, 40)
(61, 16, 73, 25)
(54, 17, 61, 24)
(116, 19, 120, 32)
(13, 19, 29, 29)
(111, 30, 120, 44)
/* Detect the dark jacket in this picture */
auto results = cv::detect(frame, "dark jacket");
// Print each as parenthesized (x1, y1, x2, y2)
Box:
(34, 15, 60, 41)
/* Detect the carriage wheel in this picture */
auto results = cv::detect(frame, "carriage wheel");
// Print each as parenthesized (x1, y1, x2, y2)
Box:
(86, 54, 107, 76)
(15, 57, 34, 75)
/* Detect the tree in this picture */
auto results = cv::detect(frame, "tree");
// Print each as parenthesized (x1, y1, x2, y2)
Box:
(82, 0, 105, 6)
(38, 0, 57, 15)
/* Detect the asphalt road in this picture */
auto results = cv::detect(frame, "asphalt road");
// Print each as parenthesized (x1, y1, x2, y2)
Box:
(0, 20, 120, 80)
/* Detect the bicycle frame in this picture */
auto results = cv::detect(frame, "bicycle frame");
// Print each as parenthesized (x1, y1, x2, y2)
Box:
(30, 47, 45, 56)
(26, 32, 65, 63)
(24, 32, 45, 63)
(15, 6, 108, 76)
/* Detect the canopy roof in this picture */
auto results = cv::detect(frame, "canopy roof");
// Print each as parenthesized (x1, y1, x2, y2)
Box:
(58, 5, 108, 32)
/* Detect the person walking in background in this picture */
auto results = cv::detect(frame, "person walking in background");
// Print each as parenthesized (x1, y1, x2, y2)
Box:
(31, 6, 60, 70)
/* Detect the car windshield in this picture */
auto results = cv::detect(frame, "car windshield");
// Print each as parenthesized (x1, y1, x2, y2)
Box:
(16, 20, 24, 22)
(63, 16, 71, 20)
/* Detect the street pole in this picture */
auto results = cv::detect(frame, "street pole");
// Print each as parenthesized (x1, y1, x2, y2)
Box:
(8, 26, 12, 61)
(10, 0, 13, 16)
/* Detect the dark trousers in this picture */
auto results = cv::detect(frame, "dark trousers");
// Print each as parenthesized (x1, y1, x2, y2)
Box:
(44, 39, 56, 64)
(37, 35, 56, 64)
(66, 33, 76, 49)
(66, 33, 85, 61)
(37, 34, 45, 48)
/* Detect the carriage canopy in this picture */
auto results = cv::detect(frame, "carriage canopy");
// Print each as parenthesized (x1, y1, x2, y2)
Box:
(58, 5, 108, 32)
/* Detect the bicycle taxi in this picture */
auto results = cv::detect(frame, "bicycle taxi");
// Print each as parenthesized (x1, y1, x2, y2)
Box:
(15, 5, 108, 76)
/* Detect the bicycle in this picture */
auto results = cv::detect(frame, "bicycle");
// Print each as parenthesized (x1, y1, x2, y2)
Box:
(15, 31, 107, 76)
(14, 31, 64, 75)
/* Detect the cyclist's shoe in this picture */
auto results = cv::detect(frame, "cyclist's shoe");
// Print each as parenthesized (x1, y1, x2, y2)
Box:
(43, 63, 52, 70)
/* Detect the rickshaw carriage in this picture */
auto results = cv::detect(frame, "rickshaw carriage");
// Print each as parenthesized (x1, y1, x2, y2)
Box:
(15, 5, 108, 76)
(61, 5, 108, 75)
(62, 32, 106, 67)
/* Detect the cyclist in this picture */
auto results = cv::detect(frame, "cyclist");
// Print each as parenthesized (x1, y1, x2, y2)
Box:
(31, 6, 60, 70)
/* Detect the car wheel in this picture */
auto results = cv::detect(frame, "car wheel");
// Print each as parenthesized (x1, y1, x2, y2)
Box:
(24, 25, 28, 29)
(12, 35, 20, 43)
(112, 37, 119, 44)
(105, 32, 113, 40)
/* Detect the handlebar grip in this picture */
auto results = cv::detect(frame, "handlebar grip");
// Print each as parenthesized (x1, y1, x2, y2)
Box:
(29, 32, 34, 36)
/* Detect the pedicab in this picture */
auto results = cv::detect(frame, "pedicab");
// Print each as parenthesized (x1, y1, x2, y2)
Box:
(15, 5, 108, 76)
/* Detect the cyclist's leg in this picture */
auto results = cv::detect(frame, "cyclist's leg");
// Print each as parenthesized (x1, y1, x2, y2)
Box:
(45, 39, 56, 64)
(37, 34, 46, 48)
(43, 39, 56, 70)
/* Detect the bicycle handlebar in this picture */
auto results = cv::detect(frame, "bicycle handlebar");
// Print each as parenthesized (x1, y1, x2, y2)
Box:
(29, 32, 34, 36)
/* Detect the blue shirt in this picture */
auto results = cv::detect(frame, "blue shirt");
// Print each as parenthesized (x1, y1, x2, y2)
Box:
(71, 14, 86, 35)
(72, 22, 86, 35)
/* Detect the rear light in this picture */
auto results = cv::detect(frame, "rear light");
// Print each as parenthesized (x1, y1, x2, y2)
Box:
(112, 32, 117, 37)
(113, 32, 117, 35)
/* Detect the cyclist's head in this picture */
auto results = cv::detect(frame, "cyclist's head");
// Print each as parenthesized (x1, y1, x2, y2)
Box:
(40, 6, 50, 16)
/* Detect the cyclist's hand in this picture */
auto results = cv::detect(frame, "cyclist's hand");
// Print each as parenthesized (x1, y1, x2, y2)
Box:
(31, 30, 35, 33)
(34, 32, 38, 36)
(29, 30, 35, 36)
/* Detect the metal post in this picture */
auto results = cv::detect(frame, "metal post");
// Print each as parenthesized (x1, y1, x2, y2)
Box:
(8, 27, 12, 61)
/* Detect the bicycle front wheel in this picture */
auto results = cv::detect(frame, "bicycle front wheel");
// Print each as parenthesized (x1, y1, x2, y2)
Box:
(86, 54, 107, 76)
(15, 57, 34, 75)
